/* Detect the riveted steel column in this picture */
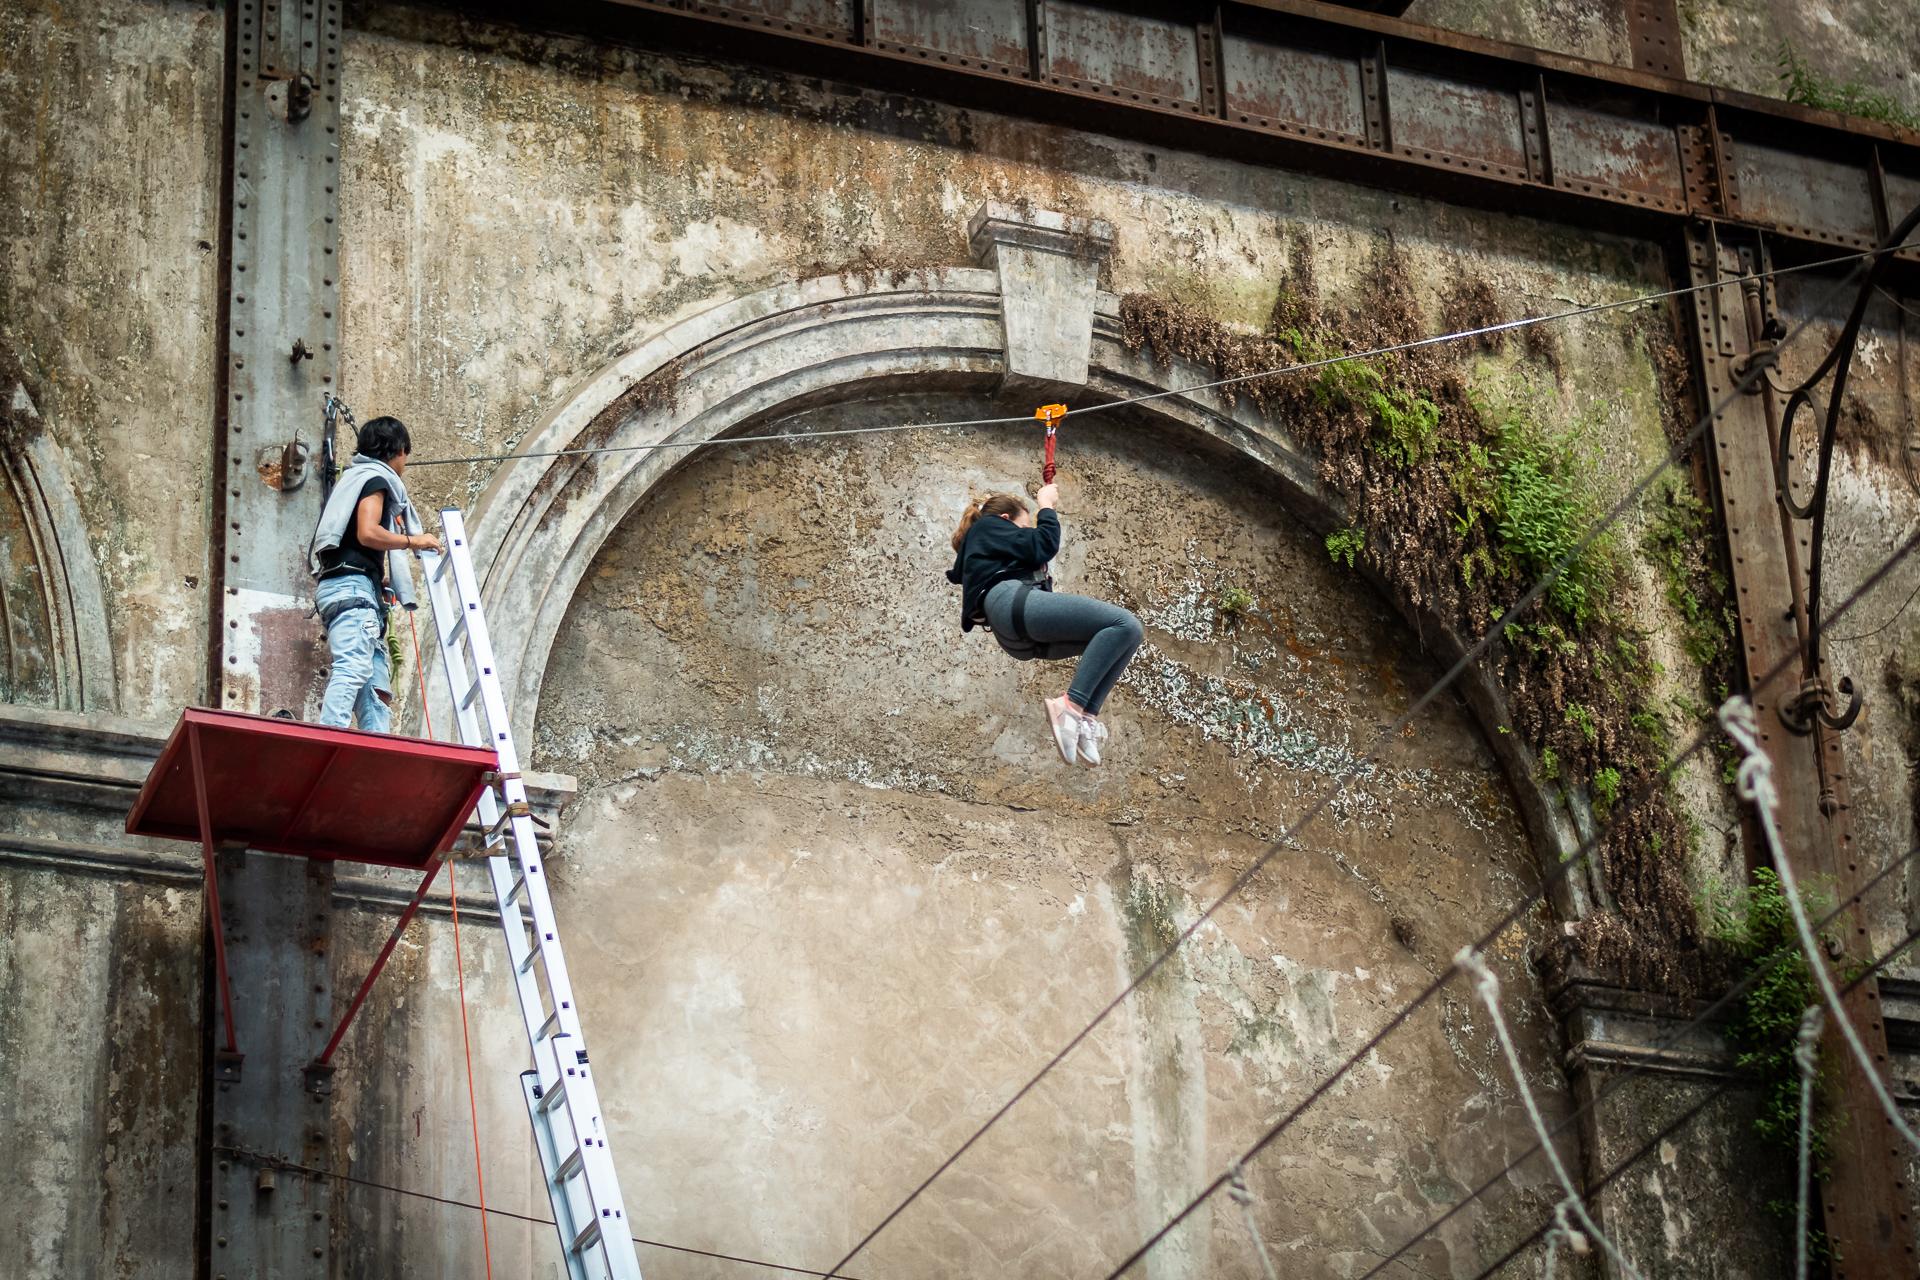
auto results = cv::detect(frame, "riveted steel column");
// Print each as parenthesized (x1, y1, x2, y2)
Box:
(217, 0, 343, 717)
(1682, 224, 1913, 1278)
(207, 2, 344, 1276)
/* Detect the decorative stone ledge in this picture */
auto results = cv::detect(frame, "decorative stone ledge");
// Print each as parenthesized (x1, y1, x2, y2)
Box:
(967, 200, 1114, 395)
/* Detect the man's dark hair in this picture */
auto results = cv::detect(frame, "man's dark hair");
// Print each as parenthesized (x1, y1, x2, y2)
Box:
(356, 416, 412, 462)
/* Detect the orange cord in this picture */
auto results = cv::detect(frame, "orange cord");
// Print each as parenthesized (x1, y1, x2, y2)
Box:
(450, 871, 495, 1278)
(404, 590, 435, 740)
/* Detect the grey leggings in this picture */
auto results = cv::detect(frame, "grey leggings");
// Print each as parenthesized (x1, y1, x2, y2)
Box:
(984, 581, 1144, 715)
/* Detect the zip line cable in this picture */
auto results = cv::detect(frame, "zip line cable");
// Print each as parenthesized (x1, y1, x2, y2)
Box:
(1094, 531, 1920, 1279)
(1455, 946, 1646, 1280)
(1460, 919, 1920, 1280)
(404, 243, 1912, 471)
(816, 242, 1906, 1280)
(1721, 696, 1920, 1154)
(1351, 841, 1920, 1280)
(209, 1146, 877, 1280)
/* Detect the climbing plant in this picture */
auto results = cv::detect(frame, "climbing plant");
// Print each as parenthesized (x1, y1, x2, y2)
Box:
(1777, 41, 1920, 131)
(1119, 246, 1713, 991)
(1709, 867, 1834, 1263)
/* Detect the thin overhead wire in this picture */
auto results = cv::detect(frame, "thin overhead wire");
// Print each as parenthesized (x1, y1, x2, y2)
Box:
(1095, 524, 1920, 1280)
(1455, 946, 1645, 1280)
(1352, 840, 1920, 1280)
(210, 1146, 876, 1279)
(1719, 696, 1920, 1154)
(819, 242, 1910, 1280)
(405, 244, 1911, 471)
(1462, 919, 1920, 1280)
(1827, 571, 1920, 644)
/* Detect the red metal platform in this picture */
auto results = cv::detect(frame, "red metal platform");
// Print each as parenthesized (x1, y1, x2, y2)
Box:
(128, 706, 498, 869)
(127, 707, 502, 1072)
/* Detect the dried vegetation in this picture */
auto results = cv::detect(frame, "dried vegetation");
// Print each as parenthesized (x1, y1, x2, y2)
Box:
(1121, 245, 1724, 991)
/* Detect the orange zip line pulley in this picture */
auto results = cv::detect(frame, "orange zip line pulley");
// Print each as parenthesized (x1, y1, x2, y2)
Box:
(1035, 403, 1066, 483)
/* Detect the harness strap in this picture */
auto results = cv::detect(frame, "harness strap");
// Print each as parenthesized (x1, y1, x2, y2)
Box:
(1009, 581, 1036, 644)
(316, 594, 381, 627)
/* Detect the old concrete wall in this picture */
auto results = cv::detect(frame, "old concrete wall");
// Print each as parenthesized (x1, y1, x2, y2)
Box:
(1402, 0, 1631, 66)
(0, 865, 202, 1279)
(1681, 0, 1920, 117)
(4, 1, 1917, 1276)
(0, 0, 222, 720)
(530, 393, 1571, 1274)
(1405, 0, 1920, 123)
(325, 6, 1824, 1275)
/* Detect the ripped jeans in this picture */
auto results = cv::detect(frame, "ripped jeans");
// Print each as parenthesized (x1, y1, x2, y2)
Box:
(316, 573, 392, 732)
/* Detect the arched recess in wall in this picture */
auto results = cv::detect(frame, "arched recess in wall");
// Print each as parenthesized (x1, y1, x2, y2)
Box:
(436, 267, 1599, 922)
(0, 375, 117, 714)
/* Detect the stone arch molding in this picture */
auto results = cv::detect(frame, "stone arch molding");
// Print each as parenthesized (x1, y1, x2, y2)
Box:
(439, 203, 1597, 921)
(1, 376, 117, 714)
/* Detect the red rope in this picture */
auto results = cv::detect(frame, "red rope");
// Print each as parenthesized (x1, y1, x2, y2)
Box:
(450, 872, 495, 1278)
(405, 609, 435, 740)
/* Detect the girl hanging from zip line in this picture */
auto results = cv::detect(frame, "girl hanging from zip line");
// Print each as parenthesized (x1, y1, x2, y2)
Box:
(945, 479, 1144, 766)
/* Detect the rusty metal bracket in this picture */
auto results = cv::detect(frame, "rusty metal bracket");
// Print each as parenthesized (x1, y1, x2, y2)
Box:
(1770, 197, 1920, 735)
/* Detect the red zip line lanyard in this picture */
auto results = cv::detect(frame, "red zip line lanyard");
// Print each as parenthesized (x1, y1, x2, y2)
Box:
(1036, 403, 1065, 483)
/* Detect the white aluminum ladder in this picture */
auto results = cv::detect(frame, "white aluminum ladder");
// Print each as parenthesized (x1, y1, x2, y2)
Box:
(420, 506, 643, 1280)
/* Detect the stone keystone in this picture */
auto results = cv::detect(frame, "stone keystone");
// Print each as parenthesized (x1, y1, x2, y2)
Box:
(967, 201, 1115, 398)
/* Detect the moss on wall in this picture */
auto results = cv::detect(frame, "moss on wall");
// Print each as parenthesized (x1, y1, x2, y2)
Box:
(1118, 247, 1730, 992)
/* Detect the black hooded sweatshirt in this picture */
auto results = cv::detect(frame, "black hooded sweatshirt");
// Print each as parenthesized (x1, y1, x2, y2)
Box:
(945, 507, 1061, 632)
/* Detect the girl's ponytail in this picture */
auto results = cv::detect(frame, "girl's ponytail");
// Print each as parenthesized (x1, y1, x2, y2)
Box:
(951, 493, 1029, 552)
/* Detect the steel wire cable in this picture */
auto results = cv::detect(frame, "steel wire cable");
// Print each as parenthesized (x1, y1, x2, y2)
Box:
(404, 245, 1913, 471)
(209, 1146, 877, 1279)
(819, 241, 1910, 1280)
(1350, 841, 1920, 1280)
(1459, 919, 1920, 1280)
(1096, 523, 1920, 1279)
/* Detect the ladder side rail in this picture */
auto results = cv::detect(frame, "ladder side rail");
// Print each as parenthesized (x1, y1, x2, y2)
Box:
(421, 547, 597, 1276)
(432, 514, 643, 1280)
(421, 553, 575, 1101)
(435, 516, 596, 1049)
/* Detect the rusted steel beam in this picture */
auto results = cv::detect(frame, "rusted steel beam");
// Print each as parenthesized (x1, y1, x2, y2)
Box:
(448, 0, 1920, 273)
(1682, 224, 1913, 1279)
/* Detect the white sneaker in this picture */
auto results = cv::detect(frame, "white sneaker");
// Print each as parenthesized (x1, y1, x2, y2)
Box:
(1044, 696, 1079, 765)
(1077, 715, 1108, 767)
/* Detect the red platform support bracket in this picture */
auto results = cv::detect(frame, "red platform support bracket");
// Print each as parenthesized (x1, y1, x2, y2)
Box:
(187, 722, 243, 1075)
(128, 707, 500, 1083)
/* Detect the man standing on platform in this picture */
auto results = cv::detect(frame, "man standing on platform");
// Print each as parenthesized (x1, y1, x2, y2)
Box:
(306, 416, 441, 732)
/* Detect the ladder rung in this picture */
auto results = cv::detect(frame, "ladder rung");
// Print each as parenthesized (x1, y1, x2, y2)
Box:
(534, 1006, 561, 1042)
(446, 610, 469, 645)
(520, 944, 545, 976)
(555, 1144, 584, 1183)
(504, 870, 527, 904)
(432, 552, 454, 583)
(571, 1217, 603, 1255)
(460, 675, 485, 710)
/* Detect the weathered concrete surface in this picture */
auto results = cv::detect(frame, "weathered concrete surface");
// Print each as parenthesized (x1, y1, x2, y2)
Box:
(1408, 0, 1920, 121)
(1402, 0, 1632, 67)
(0, 865, 201, 1279)
(528, 393, 1571, 1275)
(1680, 0, 1920, 118)
(0, 0, 222, 720)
